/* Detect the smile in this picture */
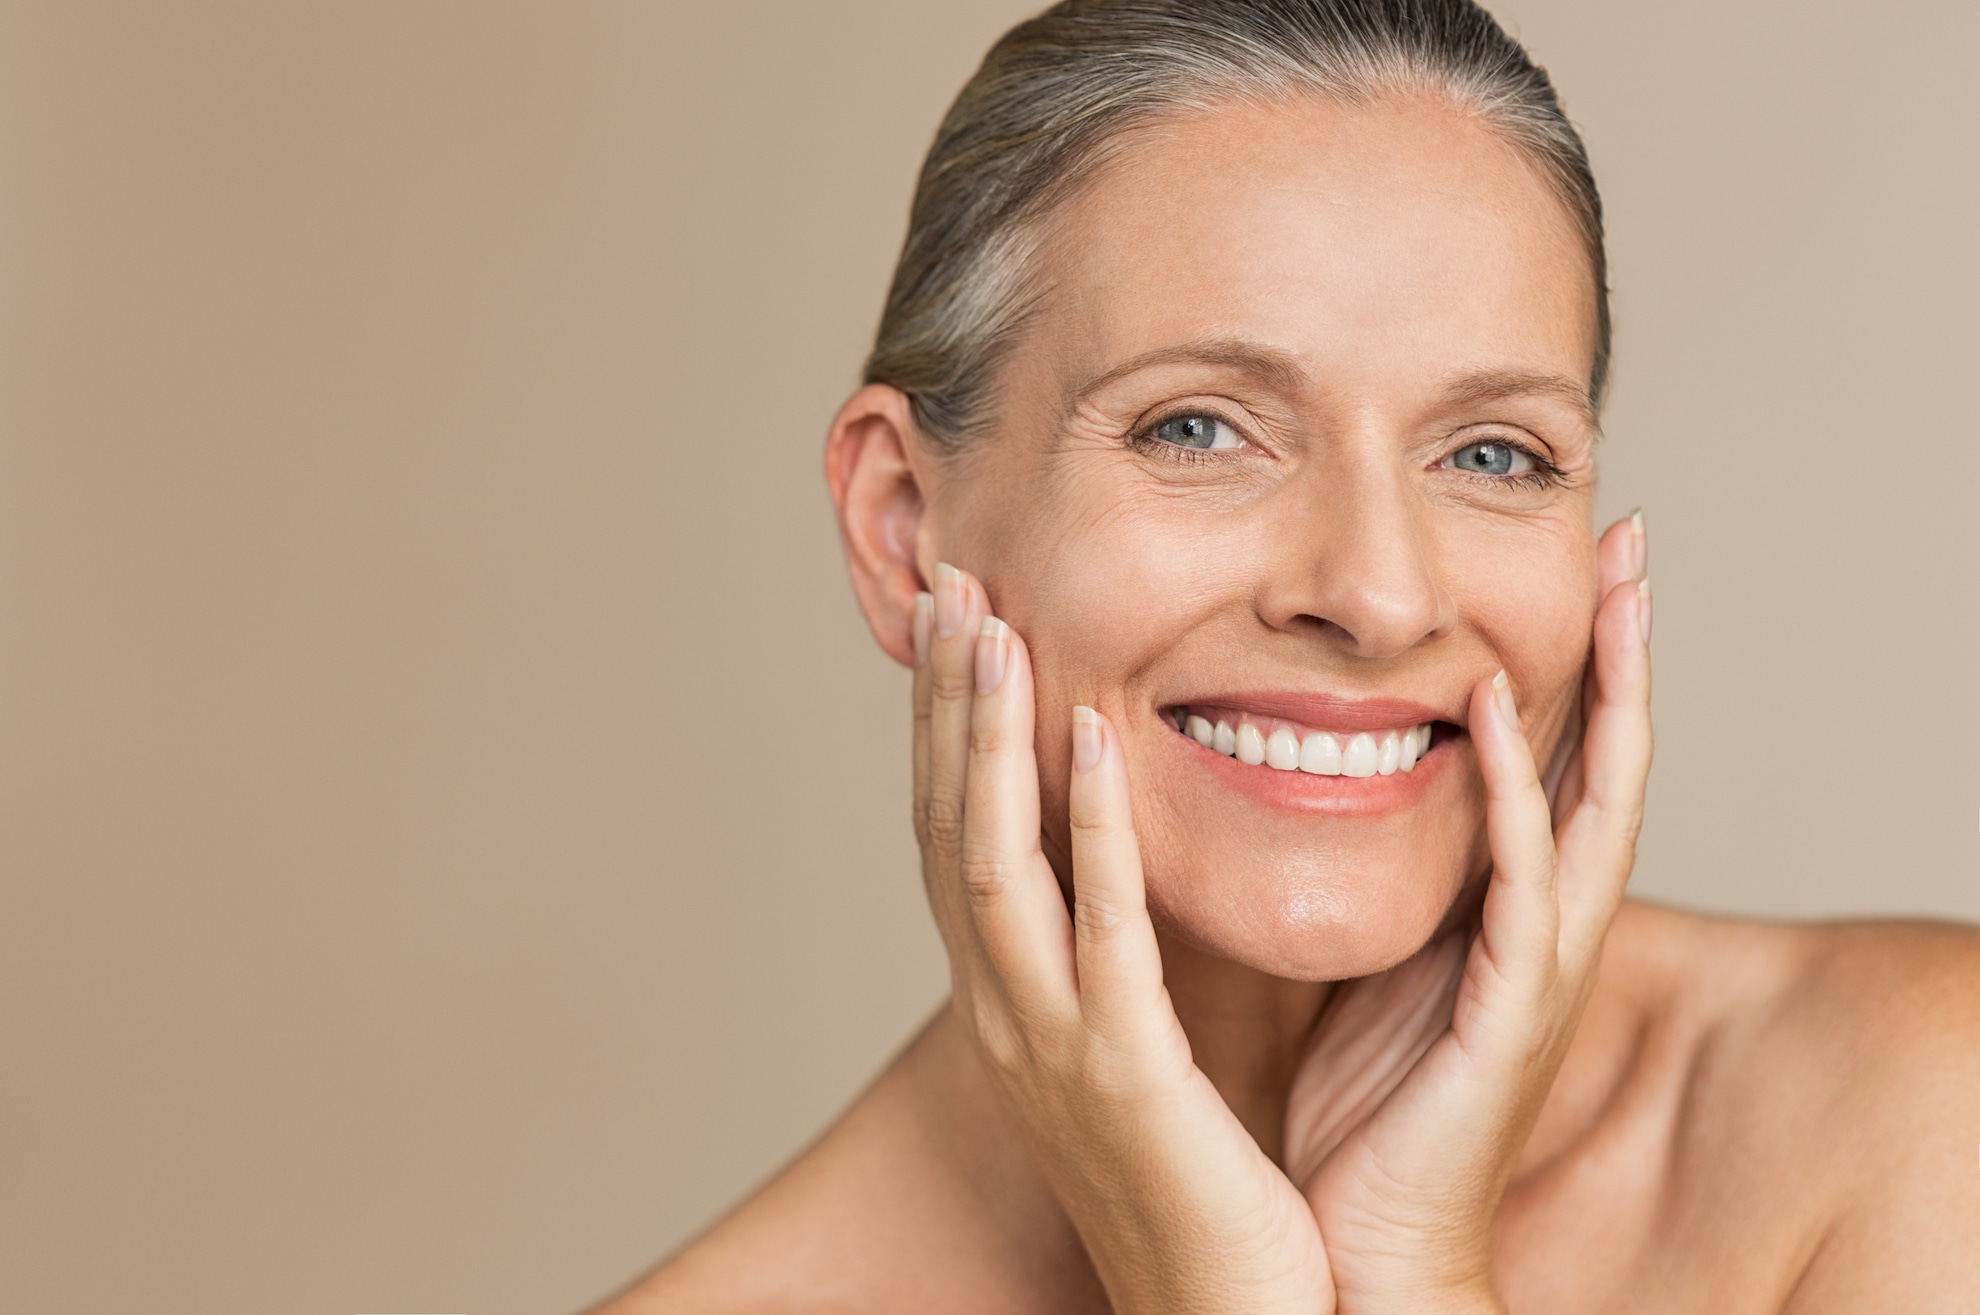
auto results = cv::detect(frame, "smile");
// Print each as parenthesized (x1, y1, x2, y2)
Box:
(1167, 705, 1438, 777)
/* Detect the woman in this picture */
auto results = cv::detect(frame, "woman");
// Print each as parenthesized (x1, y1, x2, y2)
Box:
(614, 2, 1980, 1309)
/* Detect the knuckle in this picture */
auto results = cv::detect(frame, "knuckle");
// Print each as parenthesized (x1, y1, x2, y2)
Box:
(1073, 891, 1126, 941)
(958, 846, 1011, 904)
(1502, 775, 1549, 809)
(923, 796, 966, 851)
(969, 716, 1016, 758)
(929, 665, 975, 703)
(1066, 806, 1113, 839)
(1583, 791, 1647, 847)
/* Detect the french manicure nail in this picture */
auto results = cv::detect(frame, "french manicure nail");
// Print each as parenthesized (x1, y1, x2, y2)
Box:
(1072, 705, 1103, 773)
(1629, 508, 1648, 579)
(912, 592, 932, 666)
(1492, 668, 1518, 727)
(975, 616, 1009, 694)
(933, 562, 965, 638)
(1637, 578, 1653, 645)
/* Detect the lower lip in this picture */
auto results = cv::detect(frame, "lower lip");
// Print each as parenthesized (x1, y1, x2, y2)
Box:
(1167, 724, 1456, 816)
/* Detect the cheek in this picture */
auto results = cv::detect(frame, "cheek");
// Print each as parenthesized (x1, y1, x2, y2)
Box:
(953, 477, 1258, 866)
(1456, 521, 1597, 747)
(1000, 503, 1201, 636)
(964, 475, 1246, 708)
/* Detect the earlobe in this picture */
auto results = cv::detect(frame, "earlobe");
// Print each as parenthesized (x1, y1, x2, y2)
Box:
(825, 384, 934, 667)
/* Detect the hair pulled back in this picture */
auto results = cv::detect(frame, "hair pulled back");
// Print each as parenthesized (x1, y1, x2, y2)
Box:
(865, 0, 1609, 450)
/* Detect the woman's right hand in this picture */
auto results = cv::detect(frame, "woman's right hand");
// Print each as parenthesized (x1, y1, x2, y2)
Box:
(913, 562, 1331, 1315)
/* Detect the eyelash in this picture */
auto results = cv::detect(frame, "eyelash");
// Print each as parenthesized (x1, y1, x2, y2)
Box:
(1127, 412, 1573, 492)
(1126, 409, 1248, 465)
(1447, 436, 1572, 492)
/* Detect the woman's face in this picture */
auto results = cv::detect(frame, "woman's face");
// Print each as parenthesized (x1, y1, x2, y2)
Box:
(922, 94, 1599, 981)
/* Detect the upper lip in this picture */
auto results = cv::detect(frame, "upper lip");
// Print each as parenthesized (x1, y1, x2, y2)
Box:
(1165, 691, 1459, 733)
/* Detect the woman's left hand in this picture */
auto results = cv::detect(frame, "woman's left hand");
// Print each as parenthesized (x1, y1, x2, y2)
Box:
(1283, 512, 1654, 1314)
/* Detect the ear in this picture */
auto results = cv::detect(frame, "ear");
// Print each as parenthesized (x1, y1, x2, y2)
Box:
(825, 384, 935, 667)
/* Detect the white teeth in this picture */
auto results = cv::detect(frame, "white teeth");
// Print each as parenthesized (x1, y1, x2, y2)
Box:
(1299, 731, 1342, 775)
(1265, 725, 1301, 770)
(1342, 732, 1379, 777)
(1180, 711, 1436, 779)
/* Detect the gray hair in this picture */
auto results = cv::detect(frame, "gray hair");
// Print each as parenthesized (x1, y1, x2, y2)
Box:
(864, 0, 1610, 451)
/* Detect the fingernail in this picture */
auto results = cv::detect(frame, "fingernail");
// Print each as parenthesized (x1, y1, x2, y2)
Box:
(1492, 668, 1518, 728)
(975, 616, 1009, 694)
(911, 592, 932, 666)
(1629, 508, 1648, 579)
(933, 562, 965, 638)
(1071, 705, 1103, 773)
(1637, 577, 1653, 645)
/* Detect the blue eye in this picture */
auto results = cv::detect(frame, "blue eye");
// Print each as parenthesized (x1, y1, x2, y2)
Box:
(1445, 440, 1534, 476)
(1151, 414, 1239, 450)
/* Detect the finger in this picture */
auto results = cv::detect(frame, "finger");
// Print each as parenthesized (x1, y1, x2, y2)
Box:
(922, 562, 989, 938)
(1550, 513, 1641, 842)
(911, 590, 933, 849)
(1598, 509, 1646, 599)
(1556, 573, 1653, 961)
(960, 618, 1076, 1014)
(1468, 669, 1561, 1003)
(1065, 706, 1167, 1042)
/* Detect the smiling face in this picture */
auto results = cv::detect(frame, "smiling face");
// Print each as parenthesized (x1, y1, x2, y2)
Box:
(906, 93, 1600, 980)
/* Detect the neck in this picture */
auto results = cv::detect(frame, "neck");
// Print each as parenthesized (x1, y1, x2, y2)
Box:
(1158, 931, 1332, 1165)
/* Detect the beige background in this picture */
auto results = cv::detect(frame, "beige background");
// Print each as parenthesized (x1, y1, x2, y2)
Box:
(1, 2, 1974, 1312)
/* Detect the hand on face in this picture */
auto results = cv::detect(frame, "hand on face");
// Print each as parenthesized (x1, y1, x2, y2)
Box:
(913, 561, 1333, 1315)
(911, 511, 1650, 1314)
(1283, 511, 1652, 1309)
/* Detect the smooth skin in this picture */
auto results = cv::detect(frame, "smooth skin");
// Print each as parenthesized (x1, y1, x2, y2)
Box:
(610, 93, 1980, 1313)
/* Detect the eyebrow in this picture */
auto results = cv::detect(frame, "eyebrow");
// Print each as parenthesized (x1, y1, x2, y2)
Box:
(1441, 368, 1599, 430)
(1063, 339, 1308, 413)
(1063, 343, 1598, 430)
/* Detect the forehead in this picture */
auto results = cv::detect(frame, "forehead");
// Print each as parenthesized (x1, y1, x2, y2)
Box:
(1026, 93, 1597, 401)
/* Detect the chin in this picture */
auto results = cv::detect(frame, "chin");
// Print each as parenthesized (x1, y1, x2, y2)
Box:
(1143, 836, 1477, 981)
(1130, 722, 1491, 982)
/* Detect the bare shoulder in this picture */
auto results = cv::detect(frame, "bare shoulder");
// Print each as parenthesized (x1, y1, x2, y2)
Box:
(1609, 899, 1980, 1092)
(1755, 913, 1980, 1164)
(1768, 916, 1980, 1309)
(1611, 901, 1980, 1309)
(591, 1008, 1102, 1315)
(590, 1015, 959, 1315)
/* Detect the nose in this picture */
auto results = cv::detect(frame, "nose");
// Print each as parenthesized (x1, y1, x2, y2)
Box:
(1254, 443, 1450, 659)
